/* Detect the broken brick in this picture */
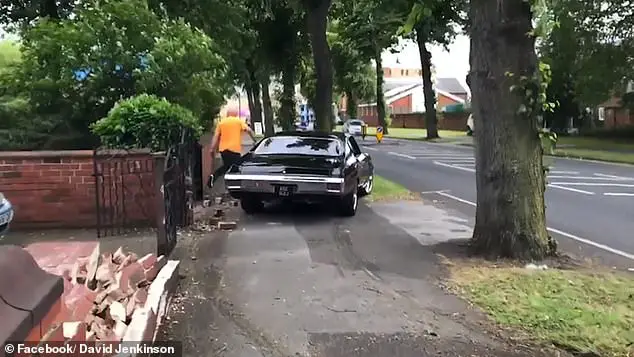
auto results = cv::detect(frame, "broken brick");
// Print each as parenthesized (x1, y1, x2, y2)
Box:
(143, 255, 166, 281)
(85, 243, 101, 289)
(41, 324, 65, 342)
(112, 247, 126, 265)
(108, 301, 127, 322)
(113, 320, 127, 339)
(95, 261, 116, 284)
(137, 253, 157, 270)
(132, 288, 148, 305)
(63, 321, 87, 341)
(119, 262, 146, 290)
(125, 296, 137, 320)
(70, 261, 86, 285)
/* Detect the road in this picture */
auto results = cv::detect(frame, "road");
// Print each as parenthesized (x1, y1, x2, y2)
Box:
(362, 137, 634, 267)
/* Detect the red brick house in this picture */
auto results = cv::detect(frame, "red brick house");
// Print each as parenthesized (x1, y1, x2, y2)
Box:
(356, 77, 468, 124)
(598, 85, 634, 129)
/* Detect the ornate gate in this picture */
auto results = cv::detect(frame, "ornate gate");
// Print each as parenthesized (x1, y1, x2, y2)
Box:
(93, 150, 155, 238)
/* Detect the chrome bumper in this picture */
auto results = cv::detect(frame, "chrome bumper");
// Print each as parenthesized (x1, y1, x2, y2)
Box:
(224, 174, 345, 195)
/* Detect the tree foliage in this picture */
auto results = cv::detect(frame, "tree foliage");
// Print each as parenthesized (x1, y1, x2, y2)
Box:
(10, 0, 229, 149)
(538, 0, 634, 129)
(91, 94, 202, 151)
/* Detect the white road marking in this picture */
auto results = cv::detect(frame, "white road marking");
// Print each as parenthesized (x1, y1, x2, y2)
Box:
(550, 170, 579, 175)
(388, 152, 416, 160)
(547, 184, 595, 195)
(433, 161, 476, 172)
(436, 191, 634, 261)
(364, 146, 378, 151)
(549, 182, 634, 187)
(593, 173, 634, 180)
(603, 193, 634, 197)
(411, 154, 471, 158)
(546, 175, 628, 180)
(420, 189, 450, 194)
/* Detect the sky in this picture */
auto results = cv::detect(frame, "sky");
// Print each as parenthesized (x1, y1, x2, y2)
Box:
(382, 35, 471, 89)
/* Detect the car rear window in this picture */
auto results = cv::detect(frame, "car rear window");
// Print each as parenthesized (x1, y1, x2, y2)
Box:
(349, 120, 363, 125)
(254, 136, 343, 156)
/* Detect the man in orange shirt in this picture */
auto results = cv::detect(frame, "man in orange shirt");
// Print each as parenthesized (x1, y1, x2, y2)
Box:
(207, 115, 257, 188)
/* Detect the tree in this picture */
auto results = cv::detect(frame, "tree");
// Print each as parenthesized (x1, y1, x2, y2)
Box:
(329, 21, 376, 119)
(467, 0, 554, 259)
(0, 0, 75, 30)
(302, 0, 335, 132)
(400, 0, 464, 139)
(15, 0, 230, 148)
(335, 0, 410, 134)
(537, 0, 634, 129)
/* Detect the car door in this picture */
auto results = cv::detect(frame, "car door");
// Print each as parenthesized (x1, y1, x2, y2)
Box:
(343, 137, 360, 193)
(347, 136, 371, 186)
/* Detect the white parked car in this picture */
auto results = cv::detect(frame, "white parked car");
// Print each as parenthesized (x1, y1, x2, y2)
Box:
(466, 114, 475, 136)
(0, 192, 14, 237)
(343, 119, 365, 136)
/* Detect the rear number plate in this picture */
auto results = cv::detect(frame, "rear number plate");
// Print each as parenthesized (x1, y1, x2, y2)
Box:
(276, 185, 295, 197)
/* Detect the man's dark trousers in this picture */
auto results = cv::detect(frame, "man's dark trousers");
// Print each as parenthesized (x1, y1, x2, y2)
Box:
(210, 150, 242, 186)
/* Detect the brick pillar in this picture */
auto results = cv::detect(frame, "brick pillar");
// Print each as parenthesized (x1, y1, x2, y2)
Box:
(0, 245, 64, 344)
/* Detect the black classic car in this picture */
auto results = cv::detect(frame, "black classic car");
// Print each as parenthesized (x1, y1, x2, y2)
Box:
(224, 131, 374, 216)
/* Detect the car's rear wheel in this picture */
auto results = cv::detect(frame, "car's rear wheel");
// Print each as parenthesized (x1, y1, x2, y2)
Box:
(359, 175, 373, 196)
(339, 189, 358, 217)
(240, 195, 264, 214)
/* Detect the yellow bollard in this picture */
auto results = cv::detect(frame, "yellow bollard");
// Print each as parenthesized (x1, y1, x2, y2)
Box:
(376, 126, 384, 143)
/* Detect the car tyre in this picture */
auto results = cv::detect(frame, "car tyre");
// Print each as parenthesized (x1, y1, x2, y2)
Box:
(359, 175, 373, 196)
(339, 190, 358, 217)
(240, 195, 264, 214)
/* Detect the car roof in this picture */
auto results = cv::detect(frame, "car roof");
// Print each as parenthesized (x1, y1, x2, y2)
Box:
(272, 131, 347, 141)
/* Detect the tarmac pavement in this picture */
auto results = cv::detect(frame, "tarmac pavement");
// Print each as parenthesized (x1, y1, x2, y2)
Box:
(161, 198, 562, 357)
(360, 137, 634, 269)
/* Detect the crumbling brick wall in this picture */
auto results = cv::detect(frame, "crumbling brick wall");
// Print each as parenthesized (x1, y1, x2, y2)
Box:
(0, 150, 157, 229)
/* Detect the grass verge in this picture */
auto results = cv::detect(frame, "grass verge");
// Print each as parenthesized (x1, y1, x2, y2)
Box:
(553, 137, 634, 164)
(334, 126, 468, 143)
(450, 265, 634, 357)
(369, 175, 418, 201)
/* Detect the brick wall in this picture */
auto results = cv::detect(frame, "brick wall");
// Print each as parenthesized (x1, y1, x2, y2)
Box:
(361, 112, 470, 131)
(0, 150, 157, 229)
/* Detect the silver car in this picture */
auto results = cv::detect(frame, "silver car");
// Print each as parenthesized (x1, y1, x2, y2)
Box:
(0, 192, 14, 236)
(343, 119, 365, 136)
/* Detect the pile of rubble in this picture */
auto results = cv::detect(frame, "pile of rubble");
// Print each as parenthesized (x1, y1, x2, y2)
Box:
(59, 245, 166, 342)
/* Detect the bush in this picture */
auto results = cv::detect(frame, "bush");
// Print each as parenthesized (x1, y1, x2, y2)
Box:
(91, 94, 202, 151)
(579, 126, 634, 139)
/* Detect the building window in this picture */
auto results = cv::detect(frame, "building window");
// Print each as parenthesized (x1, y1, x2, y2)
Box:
(405, 70, 409, 76)
(418, 70, 422, 75)
(400, 69, 405, 75)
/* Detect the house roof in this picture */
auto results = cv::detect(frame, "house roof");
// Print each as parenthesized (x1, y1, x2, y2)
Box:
(359, 83, 466, 107)
(381, 77, 467, 94)
(436, 77, 467, 94)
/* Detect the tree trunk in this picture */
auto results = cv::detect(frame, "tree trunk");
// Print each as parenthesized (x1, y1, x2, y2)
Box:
(415, 28, 439, 139)
(40, 0, 60, 19)
(346, 90, 358, 119)
(374, 48, 389, 135)
(261, 76, 275, 136)
(469, 0, 553, 260)
(304, 0, 333, 132)
(280, 59, 297, 131)
(245, 83, 257, 130)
